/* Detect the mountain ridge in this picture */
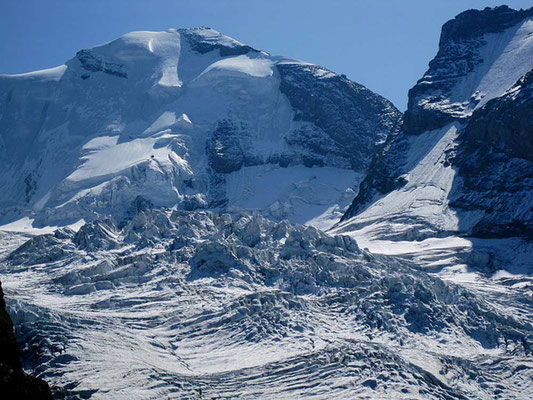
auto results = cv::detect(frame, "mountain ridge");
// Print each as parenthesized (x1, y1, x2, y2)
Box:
(341, 6, 533, 242)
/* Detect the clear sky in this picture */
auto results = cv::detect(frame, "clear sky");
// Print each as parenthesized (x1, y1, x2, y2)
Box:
(1, 0, 531, 110)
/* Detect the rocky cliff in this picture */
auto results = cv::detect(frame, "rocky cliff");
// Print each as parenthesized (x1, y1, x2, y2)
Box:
(0, 281, 53, 399)
(450, 68, 533, 238)
(403, 5, 533, 134)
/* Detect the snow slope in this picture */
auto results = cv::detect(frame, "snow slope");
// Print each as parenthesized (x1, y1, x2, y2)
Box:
(337, 124, 461, 241)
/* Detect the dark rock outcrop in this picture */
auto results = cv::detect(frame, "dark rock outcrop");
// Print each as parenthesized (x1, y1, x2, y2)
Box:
(206, 119, 261, 173)
(181, 27, 258, 57)
(0, 281, 53, 399)
(76, 49, 128, 78)
(277, 63, 401, 171)
(461, 68, 533, 162)
(450, 69, 533, 239)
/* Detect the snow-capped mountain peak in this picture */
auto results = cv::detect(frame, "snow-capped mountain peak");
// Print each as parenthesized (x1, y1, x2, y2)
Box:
(0, 28, 400, 231)
(337, 5, 533, 273)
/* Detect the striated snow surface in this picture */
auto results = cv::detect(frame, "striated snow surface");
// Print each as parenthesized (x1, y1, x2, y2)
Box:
(335, 124, 462, 242)
(1, 210, 532, 399)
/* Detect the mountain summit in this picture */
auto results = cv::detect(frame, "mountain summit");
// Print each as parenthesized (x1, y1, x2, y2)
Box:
(340, 6, 533, 241)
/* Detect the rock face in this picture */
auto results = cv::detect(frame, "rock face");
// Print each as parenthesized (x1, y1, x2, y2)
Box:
(450, 68, 533, 238)
(461, 68, 533, 162)
(341, 6, 533, 242)
(0, 27, 400, 229)
(1, 210, 532, 399)
(403, 6, 533, 134)
(277, 63, 400, 170)
(0, 281, 53, 399)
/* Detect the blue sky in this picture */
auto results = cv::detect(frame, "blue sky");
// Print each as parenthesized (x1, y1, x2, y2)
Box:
(1, 0, 531, 110)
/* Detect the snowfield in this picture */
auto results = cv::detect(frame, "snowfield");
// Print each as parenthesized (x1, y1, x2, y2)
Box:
(334, 124, 463, 241)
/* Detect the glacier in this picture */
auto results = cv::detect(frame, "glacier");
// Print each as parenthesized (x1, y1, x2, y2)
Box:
(1, 210, 532, 399)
